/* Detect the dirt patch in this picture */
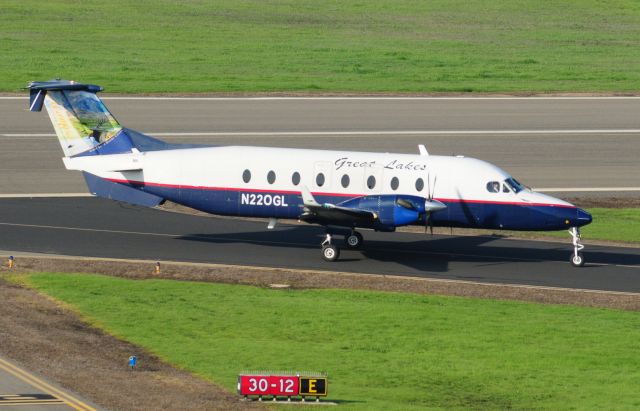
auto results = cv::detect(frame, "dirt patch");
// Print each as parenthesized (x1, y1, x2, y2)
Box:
(3, 255, 639, 311)
(0, 275, 262, 411)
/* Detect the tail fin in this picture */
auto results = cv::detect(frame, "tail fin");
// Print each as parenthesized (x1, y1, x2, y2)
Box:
(27, 80, 133, 157)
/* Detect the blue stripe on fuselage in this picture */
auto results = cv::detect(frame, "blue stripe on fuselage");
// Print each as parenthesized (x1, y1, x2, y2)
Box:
(117, 182, 584, 231)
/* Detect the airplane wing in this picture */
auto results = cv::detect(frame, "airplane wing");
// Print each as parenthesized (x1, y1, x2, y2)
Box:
(299, 186, 378, 225)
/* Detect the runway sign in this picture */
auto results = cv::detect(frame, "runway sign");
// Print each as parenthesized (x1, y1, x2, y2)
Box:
(238, 375, 299, 396)
(238, 373, 327, 398)
(299, 377, 328, 396)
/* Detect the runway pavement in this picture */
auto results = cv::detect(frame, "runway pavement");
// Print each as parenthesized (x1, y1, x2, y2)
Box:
(1, 96, 639, 196)
(0, 356, 99, 411)
(1, 198, 639, 293)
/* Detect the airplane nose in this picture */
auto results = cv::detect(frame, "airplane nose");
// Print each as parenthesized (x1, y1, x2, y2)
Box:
(576, 208, 592, 227)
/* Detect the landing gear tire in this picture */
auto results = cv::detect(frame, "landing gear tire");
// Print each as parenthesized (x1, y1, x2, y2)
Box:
(568, 227, 586, 268)
(322, 244, 340, 262)
(570, 253, 585, 267)
(344, 231, 363, 249)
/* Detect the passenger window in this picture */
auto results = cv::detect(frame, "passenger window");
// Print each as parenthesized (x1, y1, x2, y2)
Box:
(242, 169, 251, 183)
(316, 173, 325, 187)
(415, 178, 424, 192)
(390, 177, 399, 191)
(267, 170, 276, 184)
(292, 171, 300, 186)
(486, 181, 500, 193)
(341, 174, 350, 188)
(367, 175, 376, 190)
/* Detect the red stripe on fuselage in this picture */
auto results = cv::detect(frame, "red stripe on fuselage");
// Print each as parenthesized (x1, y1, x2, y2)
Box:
(105, 178, 575, 209)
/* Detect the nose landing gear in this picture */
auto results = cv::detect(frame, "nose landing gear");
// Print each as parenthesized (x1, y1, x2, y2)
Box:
(321, 233, 340, 262)
(569, 227, 585, 267)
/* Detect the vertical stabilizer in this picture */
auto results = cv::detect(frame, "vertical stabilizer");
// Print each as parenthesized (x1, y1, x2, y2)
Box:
(27, 80, 127, 157)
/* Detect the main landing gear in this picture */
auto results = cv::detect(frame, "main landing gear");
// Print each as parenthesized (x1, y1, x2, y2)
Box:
(320, 230, 364, 261)
(344, 230, 363, 250)
(569, 227, 585, 267)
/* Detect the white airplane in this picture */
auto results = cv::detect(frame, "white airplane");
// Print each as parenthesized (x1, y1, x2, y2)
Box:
(27, 80, 592, 266)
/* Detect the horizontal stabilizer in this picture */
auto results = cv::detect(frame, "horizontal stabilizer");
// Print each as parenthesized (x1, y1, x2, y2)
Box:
(27, 80, 103, 112)
(63, 152, 143, 172)
(83, 172, 164, 208)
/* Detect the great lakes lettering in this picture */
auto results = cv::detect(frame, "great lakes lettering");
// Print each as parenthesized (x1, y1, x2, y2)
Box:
(334, 157, 427, 171)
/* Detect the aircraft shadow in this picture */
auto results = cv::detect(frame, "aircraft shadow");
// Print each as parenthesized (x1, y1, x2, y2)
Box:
(176, 225, 640, 275)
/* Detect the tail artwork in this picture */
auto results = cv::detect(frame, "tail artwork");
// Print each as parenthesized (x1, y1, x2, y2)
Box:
(27, 80, 174, 207)
(28, 80, 129, 156)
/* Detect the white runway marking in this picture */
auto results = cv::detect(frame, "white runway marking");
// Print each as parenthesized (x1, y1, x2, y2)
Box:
(1, 221, 638, 270)
(0, 193, 93, 198)
(3, 129, 640, 138)
(536, 187, 640, 192)
(2, 96, 640, 101)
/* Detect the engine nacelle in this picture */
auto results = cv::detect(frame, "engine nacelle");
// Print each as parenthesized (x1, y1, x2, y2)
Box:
(338, 194, 427, 229)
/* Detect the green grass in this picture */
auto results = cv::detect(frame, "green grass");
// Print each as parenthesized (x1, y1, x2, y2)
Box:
(26, 273, 640, 410)
(2, 1, 640, 93)
(542, 208, 640, 243)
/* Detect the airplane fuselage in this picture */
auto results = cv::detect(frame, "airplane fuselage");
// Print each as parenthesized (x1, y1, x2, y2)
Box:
(77, 145, 591, 232)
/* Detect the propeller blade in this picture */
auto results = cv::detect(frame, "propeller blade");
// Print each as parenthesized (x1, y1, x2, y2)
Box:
(432, 175, 437, 200)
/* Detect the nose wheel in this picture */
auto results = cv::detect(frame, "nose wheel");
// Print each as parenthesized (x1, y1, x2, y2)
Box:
(569, 227, 585, 267)
(321, 233, 340, 262)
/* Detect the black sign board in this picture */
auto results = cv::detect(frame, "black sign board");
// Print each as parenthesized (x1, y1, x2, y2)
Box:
(298, 377, 328, 396)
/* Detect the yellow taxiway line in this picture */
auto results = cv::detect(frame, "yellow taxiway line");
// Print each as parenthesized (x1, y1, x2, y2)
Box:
(0, 357, 97, 410)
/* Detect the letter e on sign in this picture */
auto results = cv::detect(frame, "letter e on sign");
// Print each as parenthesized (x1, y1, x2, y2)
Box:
(299, 377, 328, 396)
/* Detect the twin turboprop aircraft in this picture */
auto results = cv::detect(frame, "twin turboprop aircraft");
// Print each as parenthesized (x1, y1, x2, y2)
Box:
(27, 80, 592, 266)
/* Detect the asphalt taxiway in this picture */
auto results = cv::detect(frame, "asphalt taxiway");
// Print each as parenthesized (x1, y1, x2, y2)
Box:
(1, 198, 638, 293)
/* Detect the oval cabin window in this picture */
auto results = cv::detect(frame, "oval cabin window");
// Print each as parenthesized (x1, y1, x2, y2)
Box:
(341, 174, 350, 188)
(367, 175, 376, 190)
(292, 172, 301, 186)
(267, 170, 276, 184)
(415, 178, 424, 192)
(316, 173, 325, 187)
(242, 169, 251, 183)
(390, 177, 399, 191)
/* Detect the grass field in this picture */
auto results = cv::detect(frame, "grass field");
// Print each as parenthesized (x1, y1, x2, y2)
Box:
(25, 273, 640, 410)
(520, 208, 640, 243)
(2, 1, 640, 93)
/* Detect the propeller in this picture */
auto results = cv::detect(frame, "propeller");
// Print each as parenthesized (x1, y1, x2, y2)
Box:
(423, 173, 446, 234)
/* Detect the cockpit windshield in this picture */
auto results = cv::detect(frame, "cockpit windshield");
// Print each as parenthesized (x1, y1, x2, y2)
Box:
(504, 177, 526, 193)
